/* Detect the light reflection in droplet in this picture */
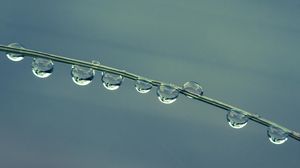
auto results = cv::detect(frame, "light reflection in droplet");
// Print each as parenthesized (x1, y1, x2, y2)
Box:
(71, 64, 95, 86)
(135, 79, 152, 94)
(101, 72, 123, 90)
(183, 81, 204, 98)
(156, 84, 179, 104)
(227, 109, 248, 129)
(32, 58, 54, 78)
(6, 43, 25, 62)
(267, 126, 288, 145)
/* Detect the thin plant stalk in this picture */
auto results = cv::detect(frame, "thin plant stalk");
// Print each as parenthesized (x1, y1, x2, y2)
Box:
(0, 44, 299, 142)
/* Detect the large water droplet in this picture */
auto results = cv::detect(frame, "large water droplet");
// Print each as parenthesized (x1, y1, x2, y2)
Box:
(6, 43, 25, 62)
(227, 109, 248, 129)
(267, 126, 288, 145)
(32, 58, 54, 78)
(183, 81, 204, 98)
(71, 64, 95, 86)
(101, 72, 123, 90)
(135, 79, 152, 93)
(156, 84, 179, 104)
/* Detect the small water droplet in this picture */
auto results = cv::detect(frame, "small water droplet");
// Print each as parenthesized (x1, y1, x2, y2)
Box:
(32, 58, 54, 78)
(71, 64, 95, 86)
(227, 109, 248, 129)
(6, 43, 25, 62)
(135, 79, 152, 93)
(101, 72, 123, 90)
(156, 84, 179, 104)
(183, 81, 204, 98)
(267, 126, 288, 145)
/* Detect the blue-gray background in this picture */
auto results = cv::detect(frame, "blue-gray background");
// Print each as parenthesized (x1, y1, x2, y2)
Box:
(0, 0, 299, 167)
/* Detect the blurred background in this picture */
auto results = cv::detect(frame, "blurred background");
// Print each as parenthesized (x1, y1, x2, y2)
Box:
(0, 0, 299, 167)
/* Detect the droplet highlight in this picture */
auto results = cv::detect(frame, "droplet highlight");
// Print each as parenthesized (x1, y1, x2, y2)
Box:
(183, 81, 204, 98)
(32, 58, 54, 78)
(267, 126, 288, 145)
(156, 84, 179, 104)
(227, 109, 248, 129)
(101, 72, 123, 90)
(6, 43, 25, 62)
(135, 79, 152, 93)
(71, 64, 95, 86)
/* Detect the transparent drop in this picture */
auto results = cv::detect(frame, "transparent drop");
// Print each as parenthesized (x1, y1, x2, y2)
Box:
(267, 126, 288, 145)
(156, 84, 179, 104)
(135, 79, 152, 93)
(183, 81, 204, 98)
(101, 72, 123, 90)
(32, 58, 54, 78)
(6, 43, 25, 62)
(71, 64, 95, 86)
(227, 109, 248, 129)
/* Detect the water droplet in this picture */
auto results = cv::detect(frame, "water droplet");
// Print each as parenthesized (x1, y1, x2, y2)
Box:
(267, 126, 288, 145)
(156, 84, 179, 104)
(101, 72, 123, 90)
(135, 79, 152, 93)
(32, 58, 54, 78)
(71, 64, 95, 86)
(227, 109, 248, 129)
(183, 81, 204, 98)
(6, 43, 25, 62)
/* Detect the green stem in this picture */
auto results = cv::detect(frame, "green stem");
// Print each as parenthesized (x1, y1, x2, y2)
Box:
(1, 45, 299, 142)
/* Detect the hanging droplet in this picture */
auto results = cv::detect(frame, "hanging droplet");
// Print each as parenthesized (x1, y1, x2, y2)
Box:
(101, 72, 123, 90)
(156, 84, 179, 104)
(267, 126, 288, 145)
(183, 81, 204, 98)
(71, 64, 95, 86)
(227, 109, 248, 129)
(32, 58, 54, 78)
(135, 79, 152, 94)
(6, 43, 25, 62)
